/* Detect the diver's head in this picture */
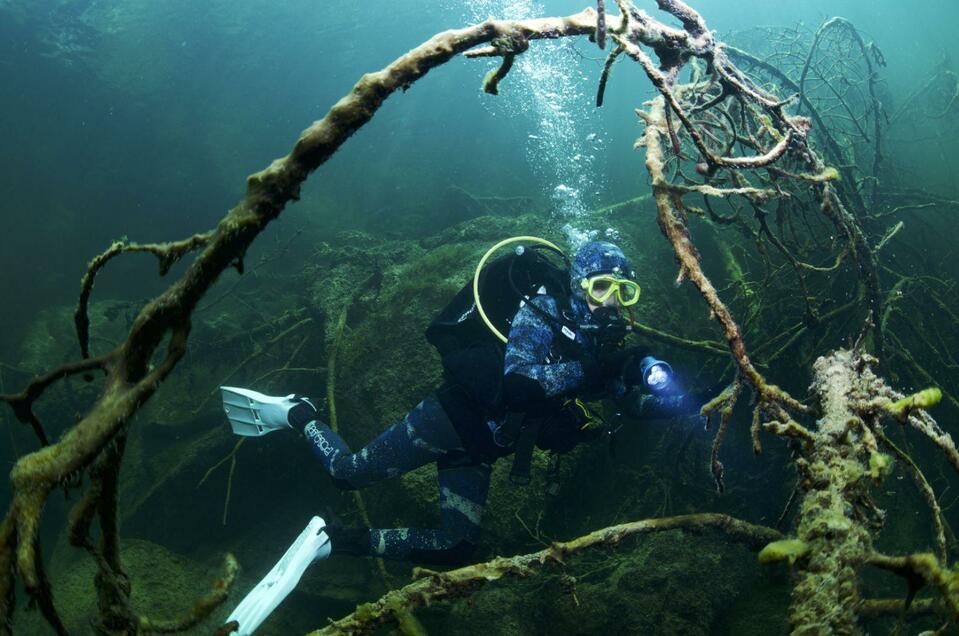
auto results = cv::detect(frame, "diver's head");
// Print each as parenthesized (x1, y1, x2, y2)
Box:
(570, 241, 639, 313)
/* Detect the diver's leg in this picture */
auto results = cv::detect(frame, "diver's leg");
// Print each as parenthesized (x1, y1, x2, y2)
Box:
(301, 395, 465, 490)
(333, 453, 492, 564)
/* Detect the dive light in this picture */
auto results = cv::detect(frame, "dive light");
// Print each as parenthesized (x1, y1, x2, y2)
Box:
(639, 356, 673, 394)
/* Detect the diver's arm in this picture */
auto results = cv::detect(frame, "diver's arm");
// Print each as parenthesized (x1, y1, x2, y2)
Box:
(503, 296, 589, 405)
(619, 389, 703, 420)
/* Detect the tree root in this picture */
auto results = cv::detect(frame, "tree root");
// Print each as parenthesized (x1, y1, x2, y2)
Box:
(867, 553, 959, 623)
(135, 555, 238, 634)
(75, 234, 214, 360)
(701, 377, 742, 493)
(0, 353, 111, 445)
(626, 318, 727, 356)
(596, 43, 624, 106)
(639, 94, 807, 437)
(876, 430, 947, 565)
(858, 597, 938, 618)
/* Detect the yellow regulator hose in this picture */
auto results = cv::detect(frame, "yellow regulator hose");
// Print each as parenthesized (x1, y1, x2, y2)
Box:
(473, 236, 565, 343)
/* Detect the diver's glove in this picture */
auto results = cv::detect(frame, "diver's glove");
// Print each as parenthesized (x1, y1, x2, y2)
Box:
(580, 345, 645, 385)
(223, 516, 332, 636)
(627, 392, 705, 420)
(220, 386, 318, 437)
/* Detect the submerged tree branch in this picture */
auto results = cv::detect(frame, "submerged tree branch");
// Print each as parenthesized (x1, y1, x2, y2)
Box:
(309, 513, 780, 635)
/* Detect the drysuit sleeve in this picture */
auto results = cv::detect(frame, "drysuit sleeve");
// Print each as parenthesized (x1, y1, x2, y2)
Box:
(503, 295, 589, 406)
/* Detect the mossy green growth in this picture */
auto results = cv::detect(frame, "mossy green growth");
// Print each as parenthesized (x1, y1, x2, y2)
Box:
(394, 607, 427, 636)
(353, 602, 377, 623)
(758, 539, 809, 565)
(758, 114, 783, 141)
(793, 166, 839, 183)
(482, 69, 500, 95)
(819, 166, 840, 181)
(868, 452, 893, 479)
(890, 387, 942, 416)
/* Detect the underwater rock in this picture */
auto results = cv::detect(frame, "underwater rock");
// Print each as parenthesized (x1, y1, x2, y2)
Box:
(16, 299, 135, 373)
(14, 538, 228, 635)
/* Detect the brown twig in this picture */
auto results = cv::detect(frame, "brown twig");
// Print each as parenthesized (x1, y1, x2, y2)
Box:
(596, 44, 625, 106)
(75, 234, 214, 360)
(867, 553, 959, 623)
(0, 353, 111, 446)
(875, 430, 947, 564)
(702, 378, 742, 493)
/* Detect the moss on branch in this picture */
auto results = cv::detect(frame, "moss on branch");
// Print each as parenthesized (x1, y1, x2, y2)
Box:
(307, 513, 780, 635)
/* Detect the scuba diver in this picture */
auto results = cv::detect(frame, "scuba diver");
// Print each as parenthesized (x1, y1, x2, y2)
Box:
(218, 238, 707, 635)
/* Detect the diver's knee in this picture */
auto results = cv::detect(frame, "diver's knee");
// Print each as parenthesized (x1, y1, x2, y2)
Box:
(328, 465, 367, 491)
(330, 476, 360, 491)
(326, 457, 364, 490)
(446, 539, 478, 564)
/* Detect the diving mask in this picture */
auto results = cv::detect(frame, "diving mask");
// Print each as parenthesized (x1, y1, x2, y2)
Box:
(580, 274, 641, 307)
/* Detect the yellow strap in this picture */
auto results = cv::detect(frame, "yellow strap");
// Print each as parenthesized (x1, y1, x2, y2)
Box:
(571, 398, 603, 430)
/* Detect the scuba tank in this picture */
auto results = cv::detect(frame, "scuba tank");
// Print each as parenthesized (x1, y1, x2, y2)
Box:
(425, 236, 576, 409)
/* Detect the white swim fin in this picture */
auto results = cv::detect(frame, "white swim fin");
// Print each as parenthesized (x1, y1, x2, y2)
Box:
(220, 386, 315, 437)
(224, 516, 332, 635)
